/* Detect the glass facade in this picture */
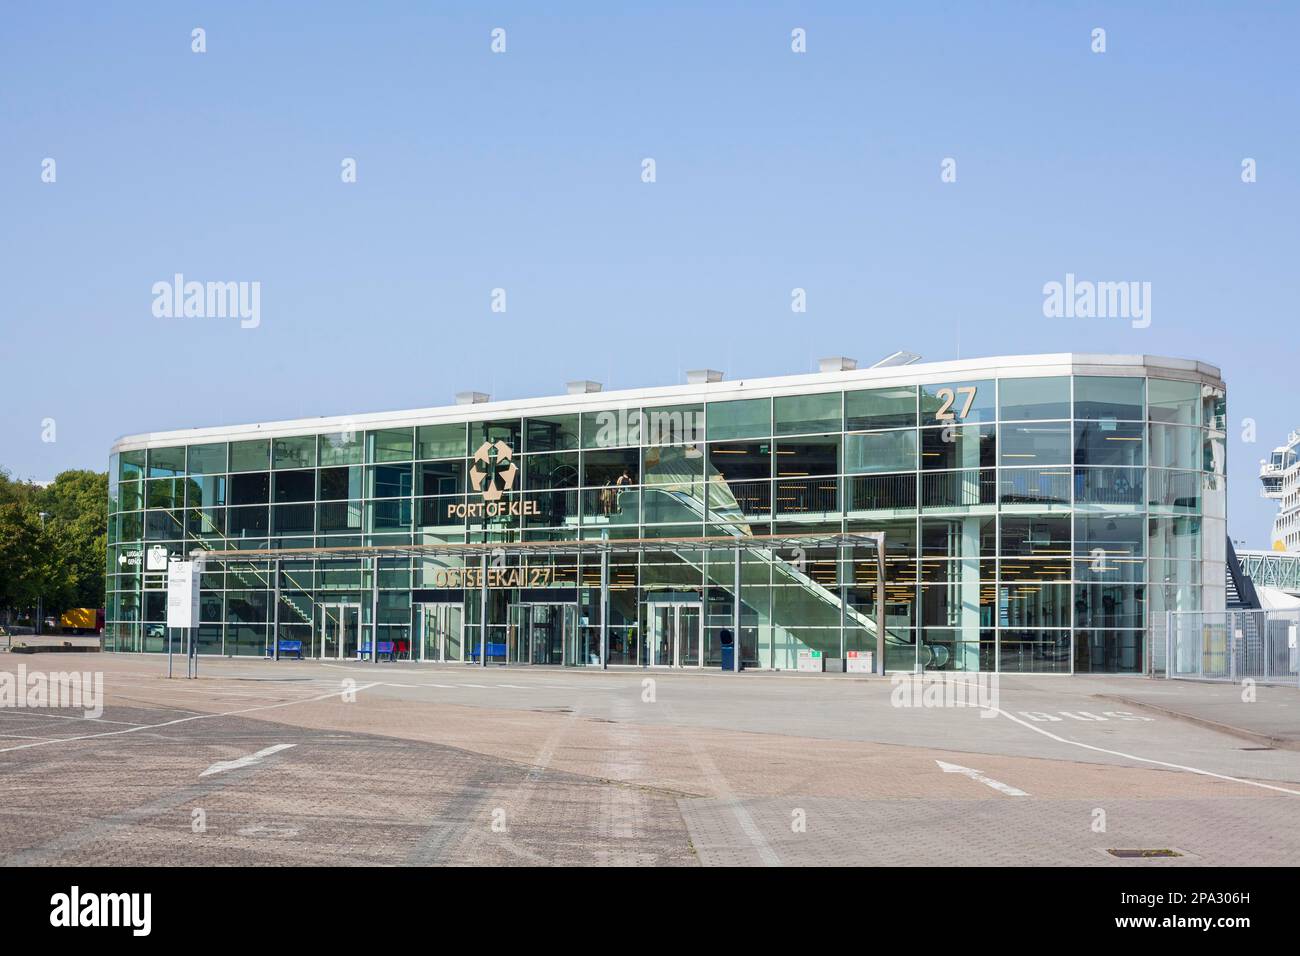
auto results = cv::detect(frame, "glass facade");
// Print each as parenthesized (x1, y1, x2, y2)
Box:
(105, 366, 1227, 674)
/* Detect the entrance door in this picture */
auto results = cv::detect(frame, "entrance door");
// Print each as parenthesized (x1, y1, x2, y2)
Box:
(507, 603, 580, 665)
(530, 604, 564, 664)
(648, 603, 703, 667)
(317, 604, 361, 660)
(415, 603, 463, 662)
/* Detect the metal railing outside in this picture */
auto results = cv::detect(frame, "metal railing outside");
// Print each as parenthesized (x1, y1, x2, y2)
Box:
(1166, 609, 1300, 686)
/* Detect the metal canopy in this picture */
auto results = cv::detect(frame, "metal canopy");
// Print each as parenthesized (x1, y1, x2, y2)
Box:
(198, 530, 885, 563)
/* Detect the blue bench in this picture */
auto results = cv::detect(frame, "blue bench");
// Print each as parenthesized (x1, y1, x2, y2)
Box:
(358, 640, 396, 661)
(465, 641, 508, 663)
(276, 639, 303, 660)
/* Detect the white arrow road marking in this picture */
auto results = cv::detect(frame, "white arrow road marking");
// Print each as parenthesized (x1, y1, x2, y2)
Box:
(200, 743, 296, 778)
(935, 760, 1029, 797)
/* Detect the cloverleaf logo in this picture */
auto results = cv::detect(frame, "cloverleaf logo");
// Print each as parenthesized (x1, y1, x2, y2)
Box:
(469, 440, 517, 502)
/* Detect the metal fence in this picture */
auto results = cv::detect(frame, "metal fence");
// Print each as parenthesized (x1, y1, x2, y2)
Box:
(1166, 609, 1300, 685)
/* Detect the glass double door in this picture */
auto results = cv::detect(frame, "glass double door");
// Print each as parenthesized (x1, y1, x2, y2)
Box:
(317, 604, 361, 660)
(415, 603, 464, 662)
(508, 603, 580, 665)
(648, 602, 703, 667)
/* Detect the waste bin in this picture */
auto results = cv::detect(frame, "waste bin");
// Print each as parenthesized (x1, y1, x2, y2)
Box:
(720, 628, 736, 671)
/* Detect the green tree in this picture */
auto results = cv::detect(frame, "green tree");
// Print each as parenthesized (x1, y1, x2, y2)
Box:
(0, 502, 43, 613)
(0, 467, 108, 621)
(38, 470, 108, 611)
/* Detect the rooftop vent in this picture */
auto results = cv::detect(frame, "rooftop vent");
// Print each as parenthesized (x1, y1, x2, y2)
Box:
(869, 350, 922, 368)
(566, 380, 603, 395)
(686, 369, 724, 384)
(818, 356, 858, 373)
(455, 391, 490, 405)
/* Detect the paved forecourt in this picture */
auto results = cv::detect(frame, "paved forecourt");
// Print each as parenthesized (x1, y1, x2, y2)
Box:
(0, 653, 1297, 866)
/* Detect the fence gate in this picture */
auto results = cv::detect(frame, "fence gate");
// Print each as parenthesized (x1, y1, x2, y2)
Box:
(1166, 609, 1300, 685)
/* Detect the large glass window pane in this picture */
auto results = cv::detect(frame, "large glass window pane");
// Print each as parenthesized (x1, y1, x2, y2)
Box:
(582, 408, 642, 449)
(146, 509, 182, 540)
(1073, 420, 1144, 466)
(524, 414, 579, 452)
(1148, 423, 1200, 469)
(186, 475, 226, 509)
(319, 500, 363, 533)
(921, 424, 995, 470)
(319, 466, 362, 501)
(469, 419, 520, 453)
(1075, 583, 1145, 629)
(229, 439, 269, 472)
(1075, 467, 1144, 507)
(417, 423, 466, 460)
(229, 472, 269, 505)
(273, 435, 316, 469)
(999, 631, 1070, 673)
(847, 473, 916, 512)
(999, 423, 1070, 466)
(1149, 516, 1202, 562)
(845, 430, 917, 473)
(273, 469, 315, 503)
(1075, 513, 1144, 557)
(1074, 629, 1144, 674)
(119, 449, 145, 481)
(148, 446, 186, 477)
(368, 464, 413, 498)
(1000, 583, 1071, 628)
(845, 386, 917, 430)
(368, 499, 413, 532)
(119, 481, 142, 511)
(187, 506, 225, 539)
(1202, 386, 1226, 431)
(273, 504, 314, 535)
(920, 380, 995, 425)
(774, 393, 840, 435)
(644, 404, 704, 445)
(186, 443, 227, 475)
(708, 442, 771, 480)
(228, 505, 269, 537)
(319, 431, 363, 466)
(367, 428, 414, 463)
(418, 459, 466, 496)
(643, 444, 706, 483)
(1203, 432, 1225, 475)
(706, 398, 771, 441)
(775, 437, 839, 477)
(583, 448, 639, 486)
(1147, 378, 1200, 425)
(1074, 376, 1144, 421)
(998, 377, 1069, 421)
(999, 515, 1071, 580)
(1148, 469, 1201, 513)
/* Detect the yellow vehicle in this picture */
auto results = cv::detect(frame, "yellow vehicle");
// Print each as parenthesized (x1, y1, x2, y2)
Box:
(59, 608, 103, 634)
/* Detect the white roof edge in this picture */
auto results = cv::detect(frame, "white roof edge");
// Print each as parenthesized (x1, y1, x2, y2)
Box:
(109, 352, 1225, 455)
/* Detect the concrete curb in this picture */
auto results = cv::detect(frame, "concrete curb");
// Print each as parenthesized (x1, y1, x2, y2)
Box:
(1094, 693, 1300, 752)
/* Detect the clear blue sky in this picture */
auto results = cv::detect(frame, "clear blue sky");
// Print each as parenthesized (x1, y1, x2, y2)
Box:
(1, 2, 1295, 546)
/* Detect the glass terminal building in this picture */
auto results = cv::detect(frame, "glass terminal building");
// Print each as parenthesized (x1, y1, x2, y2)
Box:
(105, 353, 1227, 674)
